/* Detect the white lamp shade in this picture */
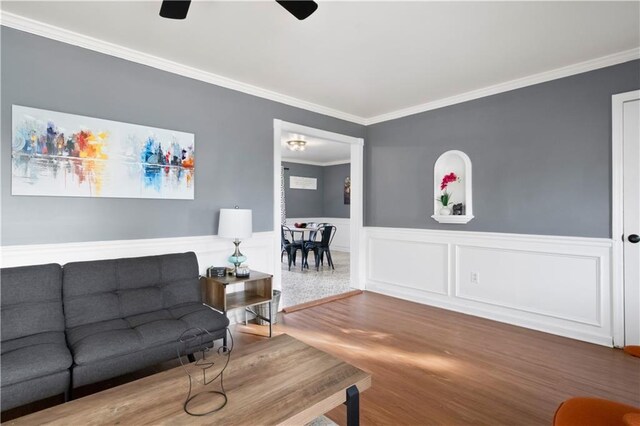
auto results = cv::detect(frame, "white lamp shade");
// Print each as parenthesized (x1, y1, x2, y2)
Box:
(218, 209, 253, 239)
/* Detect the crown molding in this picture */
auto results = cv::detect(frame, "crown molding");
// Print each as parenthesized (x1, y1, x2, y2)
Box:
(320, 159, 351, 167)
(1, 11, 638, 128)
(364, 47, 640, 125)
(282, 157, 350, 167)
(0, 11, 366, 126)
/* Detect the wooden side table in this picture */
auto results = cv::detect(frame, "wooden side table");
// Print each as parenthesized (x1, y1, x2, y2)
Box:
(201, 270, 274, 340)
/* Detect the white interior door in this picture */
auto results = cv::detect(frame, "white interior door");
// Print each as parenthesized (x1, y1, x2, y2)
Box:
(623, 98, 640, 346)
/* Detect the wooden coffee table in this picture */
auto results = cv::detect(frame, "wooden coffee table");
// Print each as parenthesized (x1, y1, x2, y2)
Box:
(8, 334, 371, 425)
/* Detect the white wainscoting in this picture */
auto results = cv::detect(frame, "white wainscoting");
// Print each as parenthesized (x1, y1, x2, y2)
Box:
(365, 227, 613, 346)
(1, 232, 276, 274)
(285, 217, 351, 252)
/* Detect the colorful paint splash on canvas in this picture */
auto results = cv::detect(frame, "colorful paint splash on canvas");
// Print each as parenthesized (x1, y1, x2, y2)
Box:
(11, 105, 195, 199)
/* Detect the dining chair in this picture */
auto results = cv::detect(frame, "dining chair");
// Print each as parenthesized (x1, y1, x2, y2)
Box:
(281, 225, 303, 271)
(304, 225, 337, 271)
(300, 225, 323, 270)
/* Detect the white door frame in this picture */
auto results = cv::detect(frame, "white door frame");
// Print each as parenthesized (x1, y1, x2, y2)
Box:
(273, 119, 365, 292)
(612, 89, 640, 347)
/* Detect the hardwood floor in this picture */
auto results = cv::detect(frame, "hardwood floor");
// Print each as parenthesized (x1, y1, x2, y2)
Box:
(3, 291, 639, 425)
(269, 291, 640, 425)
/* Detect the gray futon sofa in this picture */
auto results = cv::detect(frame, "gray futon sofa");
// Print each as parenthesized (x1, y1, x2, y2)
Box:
(1, 252, 229, 410)
(1, 263, 73, 411)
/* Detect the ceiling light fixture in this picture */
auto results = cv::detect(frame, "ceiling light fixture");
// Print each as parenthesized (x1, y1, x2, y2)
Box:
(159, 0, 318, 21)
(287, 140, 307, 152)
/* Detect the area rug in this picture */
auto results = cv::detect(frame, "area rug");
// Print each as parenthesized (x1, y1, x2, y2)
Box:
(280, 251, 355, 308)
(306, 415, 338, 426)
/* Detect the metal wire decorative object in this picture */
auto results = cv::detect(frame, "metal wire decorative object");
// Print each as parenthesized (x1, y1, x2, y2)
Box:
(176, 327, 233, 416)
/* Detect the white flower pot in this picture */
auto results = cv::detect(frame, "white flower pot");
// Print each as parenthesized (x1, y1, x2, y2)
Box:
(439, 206, 452, 215)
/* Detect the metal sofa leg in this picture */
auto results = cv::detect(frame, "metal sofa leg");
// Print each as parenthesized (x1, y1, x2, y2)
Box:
(187, 353, 196, 363)
(65, 374, 73, 402)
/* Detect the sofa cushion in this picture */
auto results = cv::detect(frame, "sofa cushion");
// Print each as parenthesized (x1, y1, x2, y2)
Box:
(125, 310, 173, 328)
(63, 259, 118, 297)
(66, 319, 130, 347)
(169, 303, 205, 318)
(66, 306, 229, 366)
(170, 303, 230, 331)
(162, 278, 201, 307)
(66, 318, 143, 365)
(1, 332, 65, 355)
(1, 335, 72, 386)
(64, 292, 121, 331)
(118, 287, 163, 317)
(63, 260, 120, 329)
(62, 252, 202, 329)
(1, 264, 65, 342)
(116, 256, 162, 289)
(1, 370, 69, 412)
(70, 328, 143, 365)
(160, 252, 199, 282)
(135, 319, 189, 346)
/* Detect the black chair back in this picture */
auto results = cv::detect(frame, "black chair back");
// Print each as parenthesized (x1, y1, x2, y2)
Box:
(281, 225, 291, 247)
(308, 226, 321, 242)
(319, 225, 336, 247)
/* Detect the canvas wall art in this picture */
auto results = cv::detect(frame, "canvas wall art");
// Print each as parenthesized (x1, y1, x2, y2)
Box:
(344, 176, 351, 205)
(11, 105, 195, 200)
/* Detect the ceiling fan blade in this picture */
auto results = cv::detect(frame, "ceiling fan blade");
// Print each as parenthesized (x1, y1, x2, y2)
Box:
(276, 1, 318, 20)
(159, 0, 191, 19)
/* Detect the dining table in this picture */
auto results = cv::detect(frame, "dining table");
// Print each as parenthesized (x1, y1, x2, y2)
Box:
(291, 226, 320, 243)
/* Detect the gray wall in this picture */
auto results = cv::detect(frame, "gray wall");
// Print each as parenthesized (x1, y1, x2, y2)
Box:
(323, 163, 350, 218)
(365, 60, 640, 238)
(283, 161, 350, 218)
(1, 27, 365, 245)
(4, 27, 637, 244)
(282, 162, 324, 218)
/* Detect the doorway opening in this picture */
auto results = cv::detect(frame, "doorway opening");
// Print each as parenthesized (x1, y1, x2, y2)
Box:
(273, 120, 364, 310)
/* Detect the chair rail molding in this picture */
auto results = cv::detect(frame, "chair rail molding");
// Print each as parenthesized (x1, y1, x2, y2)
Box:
(1, 232, 277, 325)
(1, 232, 276, 277)
(364, 227, 613, 346)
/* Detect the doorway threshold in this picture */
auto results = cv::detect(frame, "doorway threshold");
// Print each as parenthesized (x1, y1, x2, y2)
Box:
(283, 290, 363, 314)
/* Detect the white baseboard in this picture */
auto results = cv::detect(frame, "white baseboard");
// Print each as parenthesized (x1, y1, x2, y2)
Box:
(365, 227, 613, 346)
(0, 232, 277, 277)
(285, 217, 351, 252)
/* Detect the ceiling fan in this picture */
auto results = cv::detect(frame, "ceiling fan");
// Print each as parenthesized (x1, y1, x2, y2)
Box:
(159, 0, 319, 21)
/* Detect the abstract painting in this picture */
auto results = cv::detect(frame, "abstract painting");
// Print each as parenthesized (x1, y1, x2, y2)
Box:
(11, 105, 195, 199)
(344, 177, 351, 205)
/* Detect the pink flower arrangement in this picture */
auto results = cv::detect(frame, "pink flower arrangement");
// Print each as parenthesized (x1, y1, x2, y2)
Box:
(436, 172, 461, 207)
(440, 172, 460, 190)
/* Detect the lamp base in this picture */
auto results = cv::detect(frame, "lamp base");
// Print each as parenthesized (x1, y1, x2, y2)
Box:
(228, 240, 247, 276)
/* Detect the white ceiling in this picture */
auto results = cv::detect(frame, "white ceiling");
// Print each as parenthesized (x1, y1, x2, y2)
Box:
(281, 131, 350, 165)
(1, 1, 639, 123)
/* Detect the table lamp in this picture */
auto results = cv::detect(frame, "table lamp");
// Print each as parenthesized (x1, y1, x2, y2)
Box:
(218, 207, 253, 277)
